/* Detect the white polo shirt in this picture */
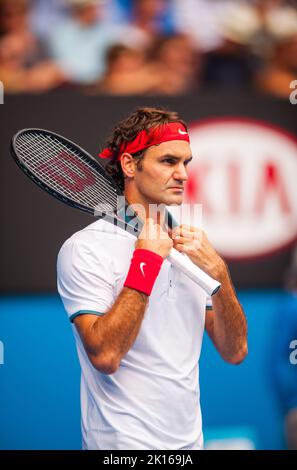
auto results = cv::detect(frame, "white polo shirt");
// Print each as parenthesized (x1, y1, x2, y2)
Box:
(57, 218, 211, 450)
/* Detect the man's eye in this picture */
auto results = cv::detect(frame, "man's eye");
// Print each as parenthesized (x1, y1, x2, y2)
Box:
(161, 159, 192, 165)
(162, 159, 176, 164)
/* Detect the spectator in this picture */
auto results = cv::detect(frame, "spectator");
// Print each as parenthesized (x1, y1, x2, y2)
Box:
(200, 0, 297, 91)
(123, 0, 175, 32)
(254, 10, 297, 98)
(220, 0, 297, 58)
(48, 0, 118, 84)
(29, 0, 68, 40)
(117, 0, 175, 50)
(149, 34, 200, 95)
(29, 0, 125, 39)
(0, 0, 65, 92)
(202, 3, 259, 91)
(91, 34, 199, 96)
(91, 44, 158, 94)
(172, 0, 226, 53)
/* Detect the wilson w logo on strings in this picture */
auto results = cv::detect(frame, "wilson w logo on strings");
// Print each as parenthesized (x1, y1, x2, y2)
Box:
(36, 152, 96, 193)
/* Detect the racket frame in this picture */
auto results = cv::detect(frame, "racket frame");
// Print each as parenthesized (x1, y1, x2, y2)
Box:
(10, 128, 122, 216)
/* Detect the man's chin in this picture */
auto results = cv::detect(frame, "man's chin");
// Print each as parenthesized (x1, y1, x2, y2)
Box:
(165, 194, 184, 206)
(166, 201, 183, 206)
(148, 194, 184, 207)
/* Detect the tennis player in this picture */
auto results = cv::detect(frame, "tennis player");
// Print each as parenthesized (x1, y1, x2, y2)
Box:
(57, 107, 248, 450)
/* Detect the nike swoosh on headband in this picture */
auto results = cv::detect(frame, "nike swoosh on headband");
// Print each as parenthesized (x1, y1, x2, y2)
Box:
(178, 129, 188, 135)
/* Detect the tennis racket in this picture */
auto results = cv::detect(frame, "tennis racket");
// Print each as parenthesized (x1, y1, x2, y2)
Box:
(10, 128, 221, 296)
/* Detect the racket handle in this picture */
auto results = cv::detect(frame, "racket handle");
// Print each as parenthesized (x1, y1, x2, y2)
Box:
(167, 248, 221, 296)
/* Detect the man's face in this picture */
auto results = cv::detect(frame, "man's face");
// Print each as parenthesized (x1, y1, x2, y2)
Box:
(132, 140, 192, 206)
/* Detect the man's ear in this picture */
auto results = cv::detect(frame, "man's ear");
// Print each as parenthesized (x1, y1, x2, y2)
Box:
(120, 153, 136, 178)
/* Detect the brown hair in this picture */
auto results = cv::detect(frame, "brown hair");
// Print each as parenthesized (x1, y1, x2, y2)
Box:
(104, 107, 187, 191)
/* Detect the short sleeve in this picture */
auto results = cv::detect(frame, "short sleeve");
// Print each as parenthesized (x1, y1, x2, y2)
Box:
(57, 237, 116, 322)
(206, 295, 213, 311)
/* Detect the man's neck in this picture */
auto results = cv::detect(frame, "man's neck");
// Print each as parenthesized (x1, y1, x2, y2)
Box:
(124, 191, 167, 231)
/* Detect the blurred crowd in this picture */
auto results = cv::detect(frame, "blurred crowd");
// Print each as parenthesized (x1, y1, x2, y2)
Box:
(0, 0, 297, 97)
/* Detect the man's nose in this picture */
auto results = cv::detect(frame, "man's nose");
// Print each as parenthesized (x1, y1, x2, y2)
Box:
(173, 163, 188, 182)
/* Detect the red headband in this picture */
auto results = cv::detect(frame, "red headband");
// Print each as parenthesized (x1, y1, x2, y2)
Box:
(98, 122, 190, 160)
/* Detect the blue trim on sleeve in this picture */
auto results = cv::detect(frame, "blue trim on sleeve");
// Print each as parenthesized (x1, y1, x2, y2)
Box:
(70, 310, 106, 322)
(206, 306, 213, 311)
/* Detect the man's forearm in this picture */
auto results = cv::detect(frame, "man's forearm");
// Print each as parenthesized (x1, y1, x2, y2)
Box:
(88, 287, 148, 363)
(210, 264, 248, 364)
(78, 221, 173, 374)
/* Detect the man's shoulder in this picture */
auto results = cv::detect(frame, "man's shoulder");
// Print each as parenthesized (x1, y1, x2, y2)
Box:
(58, 218, 134, 255)
(57, 218, 135, 277)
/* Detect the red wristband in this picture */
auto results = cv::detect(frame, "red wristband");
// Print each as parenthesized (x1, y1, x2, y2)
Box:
(124, 249, 164, 296)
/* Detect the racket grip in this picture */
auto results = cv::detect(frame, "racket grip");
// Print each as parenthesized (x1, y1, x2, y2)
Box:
(167, 248, 221, 296)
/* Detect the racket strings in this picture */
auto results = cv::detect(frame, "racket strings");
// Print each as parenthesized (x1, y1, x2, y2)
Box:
(43, 133, 118, 205)
(18, 132, 116, 201)
(16, 132, 119, 212)
(17, 133, 106, 207)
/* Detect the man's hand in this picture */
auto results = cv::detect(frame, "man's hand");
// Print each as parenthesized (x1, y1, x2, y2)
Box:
(171, 224, 225, 280)
(171, 225, 248, 365)
(136, 218, 173, 259)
